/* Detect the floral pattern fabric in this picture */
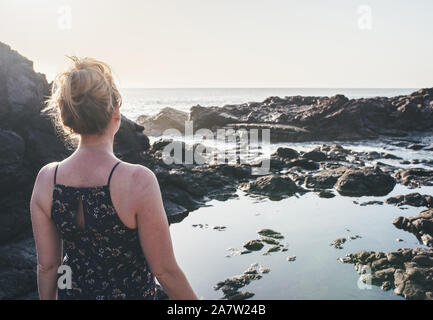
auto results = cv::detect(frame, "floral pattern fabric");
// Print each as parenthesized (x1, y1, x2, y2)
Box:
(51, 182, 157, 300)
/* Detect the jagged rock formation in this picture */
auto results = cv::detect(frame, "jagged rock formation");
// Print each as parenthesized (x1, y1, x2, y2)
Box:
(392, 209, 433, 247)
(136, 107, 188, 136)
(340, 248, 433, 300)
(187, 90, 433, 142)
(387, 193, 433, 208)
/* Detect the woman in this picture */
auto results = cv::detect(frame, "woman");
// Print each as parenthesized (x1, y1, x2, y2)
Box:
(30, 57, 198, 300)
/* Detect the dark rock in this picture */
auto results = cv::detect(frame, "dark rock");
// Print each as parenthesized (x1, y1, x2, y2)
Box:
(190, 105, 237, 132)
(272, 147, 300, 160)
(149, 138, 173, 153)
(226, 291, 255, 300)
(213, 226, 227, 231)
(305, 166, 348, 189)
(335, 167, 396, 196)
(392, 216, 406, 229)
(0, 43, 75, 247)
(359, 200, 384, 206)
(407, 144, 426, 151)
(392, 209, 433, 247)
(162, 199, 188, 219)
(0, 196, 32, 245)
(252, 158, 287, 171)
(394, 168, 433, 188)
(136, 107, 188, 136)
(348, 235, 362, 240)
(257, 229, 284, 239)
(317, 190, 336, 198)
(214, 264, 264, 300)
(382, 153, 402, 160)
(368, 151, 382, 159)
(114, 115, 150, 161)
(320, 144, 352, 161)
(0, 130, 26, 193)
(287, 158, 320, 171)
(340, 247, 433, 300)
(302, 150, 327, 162)
(241, 174, 298, 197)
(373, 162, 400, 175)
(0, 238, 37, 299)
(372, 267, 396, 284)
(260, 237, 280, 245)
(386, 193, 433, 208)
(381, 281, 392, 291)
(0, 42, 50, 128)
(243, 240, 264, 251)
(190, 88, 433, 142)
(330, 237, 346, 249)
(263, 245, 281, 255)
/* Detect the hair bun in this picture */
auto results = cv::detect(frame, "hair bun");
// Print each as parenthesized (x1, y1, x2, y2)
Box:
(47, 56, 121, 135)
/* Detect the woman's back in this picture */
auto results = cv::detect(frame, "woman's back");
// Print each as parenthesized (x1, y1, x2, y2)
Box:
(31, 56, 197, 300)
(52, 161, 156, 300)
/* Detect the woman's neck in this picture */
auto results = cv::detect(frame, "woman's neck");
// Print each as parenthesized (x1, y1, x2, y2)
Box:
(77, 133, 114, 155)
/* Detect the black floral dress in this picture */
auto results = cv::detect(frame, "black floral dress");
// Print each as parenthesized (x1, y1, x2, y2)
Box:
(51, 162, 157, 300)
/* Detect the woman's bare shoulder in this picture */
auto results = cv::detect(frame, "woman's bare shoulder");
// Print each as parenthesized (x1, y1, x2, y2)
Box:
(117, 162, 159, 189)
(31, 162, 59, 214)
(35, 162, 59, 187)
(116, 163, 160, 212)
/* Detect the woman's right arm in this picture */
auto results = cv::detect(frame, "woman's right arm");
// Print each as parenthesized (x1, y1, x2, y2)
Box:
(132, 166, 198, 300)
(30, 164, 62, 300)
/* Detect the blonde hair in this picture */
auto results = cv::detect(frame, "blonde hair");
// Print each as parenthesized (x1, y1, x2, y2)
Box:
(47, 56, 122, 135)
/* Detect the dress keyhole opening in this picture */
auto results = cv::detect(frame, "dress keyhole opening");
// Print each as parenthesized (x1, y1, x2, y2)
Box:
(75, 197, 86, 230)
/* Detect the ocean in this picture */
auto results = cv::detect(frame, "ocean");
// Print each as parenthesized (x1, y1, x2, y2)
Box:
(119, 88, 418, 120)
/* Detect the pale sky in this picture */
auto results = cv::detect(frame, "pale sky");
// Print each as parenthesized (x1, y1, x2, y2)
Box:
(1, 0, 432, 88)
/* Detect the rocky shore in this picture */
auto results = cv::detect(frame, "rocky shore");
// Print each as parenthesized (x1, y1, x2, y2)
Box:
(0, 41, 432, 299)
(138, 88, 433, 143)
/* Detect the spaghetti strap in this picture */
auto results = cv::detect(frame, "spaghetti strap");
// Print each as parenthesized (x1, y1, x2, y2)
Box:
(54, 164, 59, 185)
(107, 161, 121, 186)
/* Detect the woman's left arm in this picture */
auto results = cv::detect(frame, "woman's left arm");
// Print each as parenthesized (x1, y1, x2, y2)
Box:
(30, 164, 62, 300)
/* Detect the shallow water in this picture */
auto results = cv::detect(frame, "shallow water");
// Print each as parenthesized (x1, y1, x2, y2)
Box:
(168, 143, 432, 300)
